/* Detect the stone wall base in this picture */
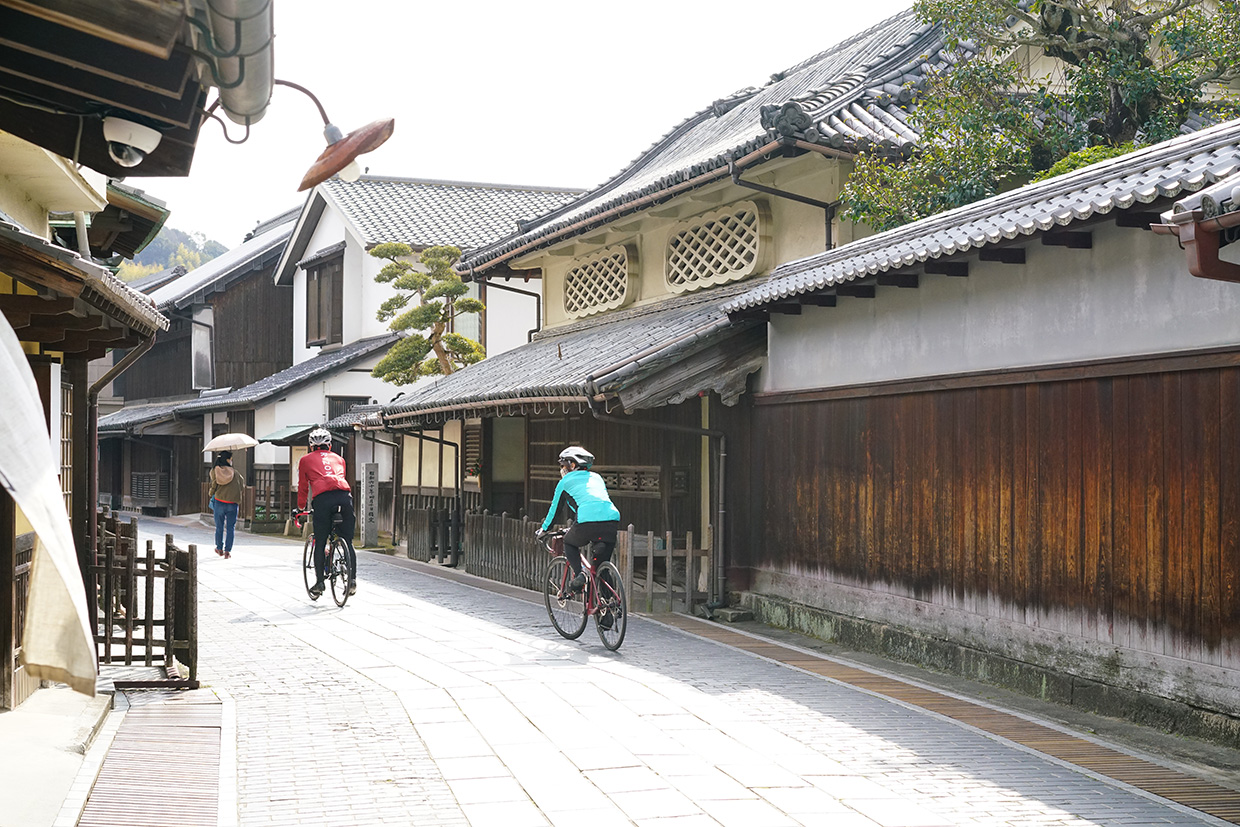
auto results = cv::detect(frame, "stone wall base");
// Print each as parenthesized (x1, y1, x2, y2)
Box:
(739, 590, 1240, 748)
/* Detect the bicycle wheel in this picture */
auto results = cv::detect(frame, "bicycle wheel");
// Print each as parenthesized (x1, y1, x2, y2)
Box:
(330, 537, 353, 607)
(543, 557, 587, 639)
(594, 560, 627, 650)
(302, 536, 318, 598)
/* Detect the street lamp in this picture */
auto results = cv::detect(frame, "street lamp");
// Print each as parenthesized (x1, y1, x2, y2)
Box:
(273, 79, 395, 191)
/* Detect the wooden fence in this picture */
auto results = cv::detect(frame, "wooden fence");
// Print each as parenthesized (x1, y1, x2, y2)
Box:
(457, 511, 710, 613)
(405, 506, 461, 565)
(91, 510, 198, 688)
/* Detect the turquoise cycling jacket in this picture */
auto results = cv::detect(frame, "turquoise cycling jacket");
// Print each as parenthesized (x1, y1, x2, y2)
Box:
(541, 469, 620, 531)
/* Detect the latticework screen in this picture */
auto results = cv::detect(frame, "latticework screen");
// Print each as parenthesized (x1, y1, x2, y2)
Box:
(563, 245, 635, 317)
(666, 201, 764, 292)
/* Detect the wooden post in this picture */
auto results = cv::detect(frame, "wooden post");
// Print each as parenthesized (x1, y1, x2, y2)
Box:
(187, 543, 197, 683)
(143, 539, 155, 665)
(665, 531, 674, 613)
(645, 531, 655, 614)
(621, 525, 635, 613)
(684, 532, 694, 613)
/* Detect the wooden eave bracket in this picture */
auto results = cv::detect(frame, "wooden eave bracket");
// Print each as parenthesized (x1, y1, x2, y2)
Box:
(1152, 210, 1240, 283)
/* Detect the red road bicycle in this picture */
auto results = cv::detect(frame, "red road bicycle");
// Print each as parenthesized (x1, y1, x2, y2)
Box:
(294, 509, 354, 607)
(541, 528, 627, 650)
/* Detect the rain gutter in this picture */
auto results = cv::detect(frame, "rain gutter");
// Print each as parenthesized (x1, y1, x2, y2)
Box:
(461, 138, 789, 277)
(87, 334, 156, 576)
(478, 276, 543, 342)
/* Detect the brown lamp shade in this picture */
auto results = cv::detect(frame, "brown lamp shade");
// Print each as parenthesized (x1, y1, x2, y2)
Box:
(298, 118, 395, 191)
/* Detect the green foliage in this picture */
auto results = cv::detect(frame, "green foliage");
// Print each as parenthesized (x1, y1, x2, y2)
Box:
(843, 1, 1240, 230)
(115, 260, 164, 282)
(369, 243, 485, 384)
(1032, 142, 1135, 182)
(117, 226, 226, 280)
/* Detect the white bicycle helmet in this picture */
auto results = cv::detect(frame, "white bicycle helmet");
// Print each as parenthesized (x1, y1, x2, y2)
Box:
(308, 427, 332, 448)
(558, 446, 595, 469)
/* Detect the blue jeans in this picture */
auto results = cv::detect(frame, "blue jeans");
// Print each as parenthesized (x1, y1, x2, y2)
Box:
(213, 500, 239, 552)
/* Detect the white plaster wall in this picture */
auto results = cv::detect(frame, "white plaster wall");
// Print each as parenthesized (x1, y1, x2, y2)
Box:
(485, 285, 538, 356)
(292, 210, 402, 366)
(762, 224, 1240, 393)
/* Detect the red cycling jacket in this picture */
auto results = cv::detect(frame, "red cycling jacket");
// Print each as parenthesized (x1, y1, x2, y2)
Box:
(297, 448, 350, 509)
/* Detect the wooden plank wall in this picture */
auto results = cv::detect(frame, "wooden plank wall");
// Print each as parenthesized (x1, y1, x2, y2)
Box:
(524, 404, 705, 538)
(752, 367, 1240, 666)
(210, 263, 293, 390)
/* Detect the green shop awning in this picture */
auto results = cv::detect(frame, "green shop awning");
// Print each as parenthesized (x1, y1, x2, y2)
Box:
(257, 423, 316, 446)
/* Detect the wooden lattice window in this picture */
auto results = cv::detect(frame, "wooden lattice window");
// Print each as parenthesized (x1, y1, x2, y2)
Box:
(60, 382, 72, 514)
(665, 201, 766, 292)
(563, 244, 636, 318)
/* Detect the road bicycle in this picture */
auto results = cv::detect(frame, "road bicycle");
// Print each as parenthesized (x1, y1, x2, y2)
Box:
(540, 528, 627, 650)
(295, 509, 355, 607)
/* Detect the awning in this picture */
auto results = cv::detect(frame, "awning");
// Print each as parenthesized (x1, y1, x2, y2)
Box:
(258, 423, 317, 446)
(1, 308, 94, 696)
(382, 279, 767, 428)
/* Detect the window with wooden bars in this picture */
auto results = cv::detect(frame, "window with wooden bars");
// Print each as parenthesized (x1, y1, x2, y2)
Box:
(306, 255, 344, 347)
(327, 395, 370, 423)
(665, 200, 766, 292)
(563, 244, 637, 318)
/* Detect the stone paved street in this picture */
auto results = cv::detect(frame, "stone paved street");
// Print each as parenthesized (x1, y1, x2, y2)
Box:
(143, 519, 1235, 827)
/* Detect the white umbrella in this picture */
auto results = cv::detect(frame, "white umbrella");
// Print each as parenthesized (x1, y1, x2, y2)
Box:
(203, 432, 259, 452)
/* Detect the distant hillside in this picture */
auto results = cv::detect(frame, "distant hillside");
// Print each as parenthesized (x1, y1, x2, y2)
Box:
(117, 226, 227, 282)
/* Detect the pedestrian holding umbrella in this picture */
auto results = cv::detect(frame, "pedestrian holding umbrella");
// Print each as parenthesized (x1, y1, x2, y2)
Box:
(203, 434, 257, 558)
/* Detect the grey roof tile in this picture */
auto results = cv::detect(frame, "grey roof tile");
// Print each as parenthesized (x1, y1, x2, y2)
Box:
(146, 212, 297, 310)
(458, 9, 950, 274)
(98, 400, 182, 434)
(176, 334, 398, 414)
(725, 117, 1240, 312)
(318, 176, 585, 250)
(383, 279, 761, 421)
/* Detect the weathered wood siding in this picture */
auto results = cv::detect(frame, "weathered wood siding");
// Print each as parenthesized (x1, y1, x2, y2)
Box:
(210, 269, 291, 390)
(525, 405, 705, 538)
(750, 363, 1240, 675)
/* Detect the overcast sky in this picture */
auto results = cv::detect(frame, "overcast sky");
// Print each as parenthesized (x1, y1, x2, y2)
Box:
(141, 1, 915, 248)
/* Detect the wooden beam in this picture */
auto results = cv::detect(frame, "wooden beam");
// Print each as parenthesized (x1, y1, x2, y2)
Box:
(979, 247, 1026, 264)
(877, 272, 919, 288)
(21, 313, 106, 332)
(0, 294, 76, 315)
(731, 309, 769, 322)
(836, 283, 876, 298)
(1116, 211, 1163, 229)
(1041, 231, 1093, 249)
(770, 303, 803, 315)
(39, 327, 125, 352)
(0, 237, 87, 297)
(800, 293, 837, 307)
(924, 260, 968, 277)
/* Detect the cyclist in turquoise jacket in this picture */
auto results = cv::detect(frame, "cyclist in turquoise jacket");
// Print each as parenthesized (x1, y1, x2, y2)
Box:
(537, 446, 621, 594)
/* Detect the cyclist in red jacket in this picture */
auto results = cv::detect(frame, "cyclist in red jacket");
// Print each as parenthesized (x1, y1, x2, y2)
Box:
(297, 427, 356, 599)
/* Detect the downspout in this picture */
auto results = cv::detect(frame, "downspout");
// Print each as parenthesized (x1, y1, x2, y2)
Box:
(729, 160, 839, 250)
(73, 213, 92, 259)
(476, 274, 542, 342)
(583, 378, 728, 611)
(87, 334, 156, 576)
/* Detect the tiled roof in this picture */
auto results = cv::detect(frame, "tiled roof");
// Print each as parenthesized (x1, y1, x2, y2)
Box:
(98, 400, 182, 434)
(318, 176, 585, 250)
(176, 334, 399, 414)
(458, 8, 949, 273)
(146, 211, 296, 311)
(127, 264, 186, 294)
(325, 403, 382, 430)
(0, 217, 168, 334)
(383, 280, 762, 423)
(725, 117, 1240, 311)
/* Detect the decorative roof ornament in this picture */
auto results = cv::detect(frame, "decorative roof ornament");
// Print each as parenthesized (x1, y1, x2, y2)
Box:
(760, 102, 813, 138)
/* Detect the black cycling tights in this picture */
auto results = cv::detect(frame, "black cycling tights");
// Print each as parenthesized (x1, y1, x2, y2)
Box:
(563, 520, 620, 587)
(312, 489, 356, 580)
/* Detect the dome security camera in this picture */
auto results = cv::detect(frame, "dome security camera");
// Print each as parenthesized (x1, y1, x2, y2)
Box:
(102, 117, 163, 168)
